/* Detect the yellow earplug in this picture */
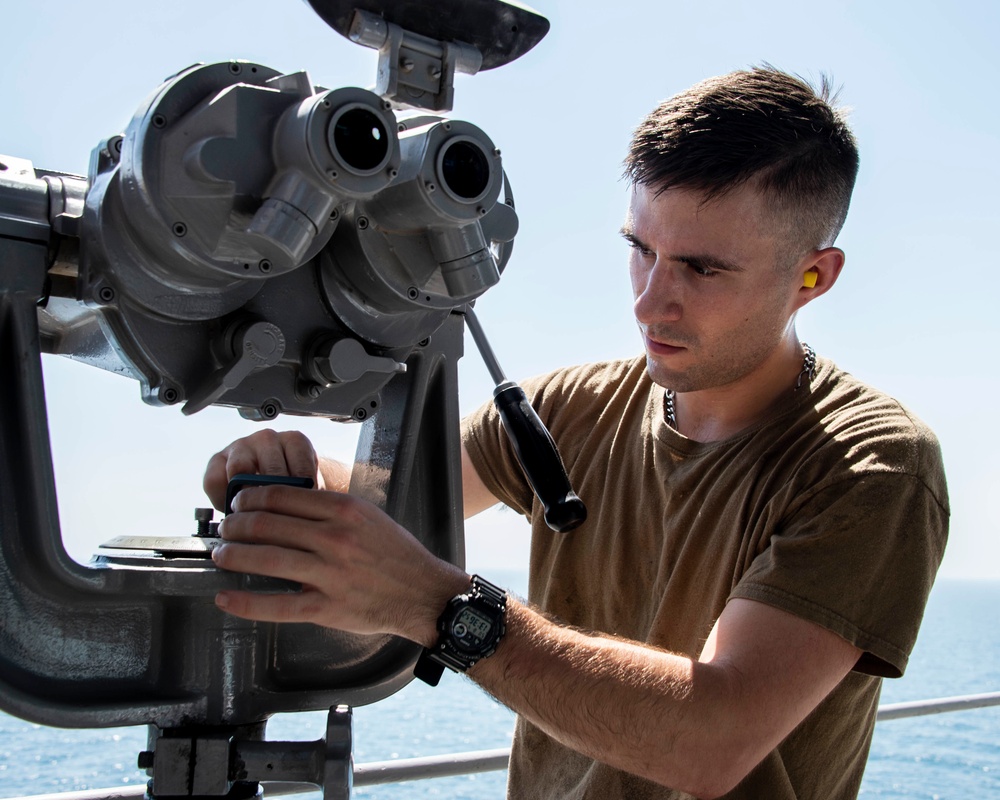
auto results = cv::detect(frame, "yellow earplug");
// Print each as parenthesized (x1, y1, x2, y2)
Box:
(802, 270, 818, 289)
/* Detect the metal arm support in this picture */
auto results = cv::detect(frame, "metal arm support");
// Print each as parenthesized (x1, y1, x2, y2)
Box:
(141, 707, 354, 800)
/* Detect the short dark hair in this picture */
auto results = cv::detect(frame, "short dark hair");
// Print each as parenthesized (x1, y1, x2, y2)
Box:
(623, 66, 859, 253)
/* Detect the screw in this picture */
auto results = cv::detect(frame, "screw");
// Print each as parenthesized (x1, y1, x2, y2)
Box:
(229, 62, 242, 75)
(152, 114, 167, 128)
(354, 407, 368, 421)
(425, 181, 436, 193)
(172, 222, 187, 237)
(262, 403, 278, 419)
(357, 216, 370, 230)
(97, 286, 116, 303)
(138, 752, 155, 770)
(307, 384, 322, 399)
(478, 206, 487, 216)
(429, 65, 442, 80)
(258, 259, 272, 273)
(493, 148, 502, 157)
(195, 508, 215, 537)
(162, 387, 179, 404)
(418, 337, 431, 347)
(407, 286, 419, 300)
(330, 209, 339, 221)
(322, 99, 332, 109)
(111, 137, 123, 155)
(389, 168, 398, 178)
(400, 58, 415, 73)
(327, 169, 339, 181)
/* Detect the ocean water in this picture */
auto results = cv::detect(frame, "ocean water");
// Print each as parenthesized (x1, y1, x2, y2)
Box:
(1, 576, 997, 799)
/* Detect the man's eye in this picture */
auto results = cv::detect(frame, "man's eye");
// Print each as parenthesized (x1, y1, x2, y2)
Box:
(689, 263, 718, 278)
(629, 242, 654, 258)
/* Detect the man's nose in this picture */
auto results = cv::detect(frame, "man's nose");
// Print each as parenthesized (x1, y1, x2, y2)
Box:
(633, 262, 682, 325)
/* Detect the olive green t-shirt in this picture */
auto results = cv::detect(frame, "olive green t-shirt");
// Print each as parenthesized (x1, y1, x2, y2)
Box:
(462, 356, 949, 800)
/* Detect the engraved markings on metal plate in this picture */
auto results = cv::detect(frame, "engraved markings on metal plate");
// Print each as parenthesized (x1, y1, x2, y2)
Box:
(100, 536, 219, 555)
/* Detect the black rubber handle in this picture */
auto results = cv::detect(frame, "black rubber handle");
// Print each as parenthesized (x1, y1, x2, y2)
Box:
(493, 382, 587, 533)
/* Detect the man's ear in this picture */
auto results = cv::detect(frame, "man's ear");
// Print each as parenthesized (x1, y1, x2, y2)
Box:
(794, 247, 845, 310)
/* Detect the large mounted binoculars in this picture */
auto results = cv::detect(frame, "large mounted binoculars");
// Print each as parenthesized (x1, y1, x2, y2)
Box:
(0, 2, 581, 799)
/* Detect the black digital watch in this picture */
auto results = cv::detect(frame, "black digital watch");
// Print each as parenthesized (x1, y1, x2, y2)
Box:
(414, 574, 507, 686)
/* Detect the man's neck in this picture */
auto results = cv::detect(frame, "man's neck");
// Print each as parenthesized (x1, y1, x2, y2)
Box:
(672, 339, 810, 443)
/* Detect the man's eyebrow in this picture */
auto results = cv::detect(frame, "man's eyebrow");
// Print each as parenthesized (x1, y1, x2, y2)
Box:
(619, 226, 645, 248)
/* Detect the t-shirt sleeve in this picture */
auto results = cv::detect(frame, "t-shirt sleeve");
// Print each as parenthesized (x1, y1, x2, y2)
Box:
(460, 360, 636, 521)
(731, 463, 949, 678)
(462, 393, 536, 518)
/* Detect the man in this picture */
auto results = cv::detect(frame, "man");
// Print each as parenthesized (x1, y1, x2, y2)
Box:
(205, 67, 948, 798)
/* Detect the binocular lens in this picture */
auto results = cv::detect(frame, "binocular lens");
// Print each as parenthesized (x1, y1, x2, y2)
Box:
(333, 107, 389, 172)
(440, 140, 490, 200)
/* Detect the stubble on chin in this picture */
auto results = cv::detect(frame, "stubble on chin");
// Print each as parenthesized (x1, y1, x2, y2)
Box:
(644, 338, 782, 396)
(643, 353, 686, 392)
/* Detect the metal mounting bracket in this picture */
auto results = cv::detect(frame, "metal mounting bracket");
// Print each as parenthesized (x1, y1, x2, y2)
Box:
(348, 8, 480, 111)
(305, 0, 550, 111)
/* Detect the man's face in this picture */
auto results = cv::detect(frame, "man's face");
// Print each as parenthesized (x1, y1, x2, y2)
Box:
(623, 184, 805, 393)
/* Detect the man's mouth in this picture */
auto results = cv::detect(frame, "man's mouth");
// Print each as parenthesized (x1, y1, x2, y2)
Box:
(643, 332, 688, 356)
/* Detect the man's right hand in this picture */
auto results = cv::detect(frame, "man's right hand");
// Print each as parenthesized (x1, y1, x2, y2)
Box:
(203, 429, 349, 511)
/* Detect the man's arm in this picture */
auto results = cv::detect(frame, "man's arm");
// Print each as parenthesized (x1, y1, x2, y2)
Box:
(211, 485, 860, 799)
(469, 596, 860, 798)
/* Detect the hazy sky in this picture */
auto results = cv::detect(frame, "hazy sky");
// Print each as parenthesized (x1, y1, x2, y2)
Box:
(3, 0, 997, 579)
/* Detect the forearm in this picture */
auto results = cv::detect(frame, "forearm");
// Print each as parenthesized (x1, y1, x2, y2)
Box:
(318, 456, 352, 493)
(321, 445, 487, 511)
(467, 600, 742, 798)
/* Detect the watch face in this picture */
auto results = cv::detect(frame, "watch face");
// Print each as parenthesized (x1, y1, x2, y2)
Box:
(450, 606, 494, 651)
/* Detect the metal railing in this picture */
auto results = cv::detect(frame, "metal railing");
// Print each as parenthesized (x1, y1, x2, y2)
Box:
(875, 690, 1000, 721)
(8, 692, 1000, 800)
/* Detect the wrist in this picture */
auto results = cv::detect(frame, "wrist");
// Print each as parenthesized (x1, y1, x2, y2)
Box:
(410, 567, 471, 648)
(414, 574, 508, 685)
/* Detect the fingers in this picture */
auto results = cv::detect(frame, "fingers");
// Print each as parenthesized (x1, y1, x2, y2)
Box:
(203, 451, 229, 511)
(244, 430, 319, 479)
(216, 505, 330, 557)
(203, 429, 321, 511)
(212, 540, 323, 584)
(227, 483, 356, 523)
(215, 588, 327, 625)
(217, 491, 382, 578)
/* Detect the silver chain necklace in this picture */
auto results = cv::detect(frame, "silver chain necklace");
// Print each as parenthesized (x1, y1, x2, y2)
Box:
(664, 343, 816, 429)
